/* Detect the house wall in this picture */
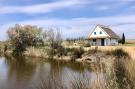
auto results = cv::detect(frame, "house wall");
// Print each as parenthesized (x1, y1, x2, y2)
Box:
(89, 26, 108, 38)
(89, 39, 105, 46)
(89, 38, 118, 46)
(105, 38, 118, 46)
(97, 39, 101, 45)
(110, 38, 118, 45)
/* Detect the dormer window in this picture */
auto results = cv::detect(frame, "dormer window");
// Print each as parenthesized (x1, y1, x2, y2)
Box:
(94, 32, 96, 35)
(100, 31, 102, 34)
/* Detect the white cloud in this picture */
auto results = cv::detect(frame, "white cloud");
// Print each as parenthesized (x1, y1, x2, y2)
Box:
(95, 5, 110, 11)
(0, 0, 89, 14)
(130, 5, 135, 9)
(1, 14, 135, 40)
(119, 0, 135, 2)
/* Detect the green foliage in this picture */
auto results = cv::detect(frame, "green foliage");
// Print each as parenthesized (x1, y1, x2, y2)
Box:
(118, 33, 125, 45)
(122, 33, 125, 44)
(7, 24, 43, 56)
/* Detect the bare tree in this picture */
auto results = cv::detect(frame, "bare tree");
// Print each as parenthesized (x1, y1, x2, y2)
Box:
(46, 28, 63, 59)
(47, 29, 62, 49)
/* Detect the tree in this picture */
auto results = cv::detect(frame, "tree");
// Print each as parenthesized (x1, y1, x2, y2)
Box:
(47, 29, 62, 49)
(45, 29, 63, 59)
(122, 33, 125, 45)
(7, 24, 43, 56)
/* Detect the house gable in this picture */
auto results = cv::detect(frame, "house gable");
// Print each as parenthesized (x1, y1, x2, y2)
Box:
(88, 25, 109, 39)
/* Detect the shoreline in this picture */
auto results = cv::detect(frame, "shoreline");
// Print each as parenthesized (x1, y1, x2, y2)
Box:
(1, 48, 118, 64)
(1, 46, 134, 64)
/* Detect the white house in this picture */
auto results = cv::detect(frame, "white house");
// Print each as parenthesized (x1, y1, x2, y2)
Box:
(88, 24, 120, 46)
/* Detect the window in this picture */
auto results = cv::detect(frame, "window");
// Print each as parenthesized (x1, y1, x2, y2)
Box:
(93, 39, 96, 42)
(100, 31, 102, 34)
(94, 32, 96, 35)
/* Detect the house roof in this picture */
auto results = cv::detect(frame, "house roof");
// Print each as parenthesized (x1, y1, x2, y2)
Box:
(99, 25, 120, 39)
(88, 24, 120, 39)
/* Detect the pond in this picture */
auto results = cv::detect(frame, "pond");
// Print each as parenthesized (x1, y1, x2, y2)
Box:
(0, 55, 105, 89)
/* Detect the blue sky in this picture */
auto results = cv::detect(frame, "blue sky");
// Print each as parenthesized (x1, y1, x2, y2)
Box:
(0, 0, 135, 40)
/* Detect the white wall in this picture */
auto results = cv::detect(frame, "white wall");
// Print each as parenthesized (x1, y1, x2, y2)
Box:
(105, 38, 118, 46)
(89, 26, 108, 38)
(89, 38, 118, 46)
(89, 39, 104, 46)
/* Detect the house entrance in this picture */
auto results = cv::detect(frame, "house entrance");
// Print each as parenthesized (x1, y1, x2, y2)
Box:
(101, 39, 105, 46)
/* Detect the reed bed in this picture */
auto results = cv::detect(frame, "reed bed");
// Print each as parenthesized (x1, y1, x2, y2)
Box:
(33, 46, 135, 89)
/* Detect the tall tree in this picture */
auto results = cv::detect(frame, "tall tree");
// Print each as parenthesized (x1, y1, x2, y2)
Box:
(122, 33, 125, 44)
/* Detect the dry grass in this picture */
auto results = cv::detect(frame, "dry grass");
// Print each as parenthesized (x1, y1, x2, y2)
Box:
(65, 45, 135, 59)
(24, 47, 46, 58)
(83, 46, 135, 59)
(16, 45, 135, 89)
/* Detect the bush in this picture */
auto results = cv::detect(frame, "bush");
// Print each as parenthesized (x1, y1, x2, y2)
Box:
(84, 42, 91, 47)
(56, 46, 67, 57)
(87, 46, 100, 54)
(46, 48, 56, 59)
(25, 47, 45, 57)
(113, 58, 134, 89)
(7, 24, 43, 56)
(112, 48, 129, 58)
(71, 47, 85, 61)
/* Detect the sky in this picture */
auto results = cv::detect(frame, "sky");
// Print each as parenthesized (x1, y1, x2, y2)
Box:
(0, 0, 135, 40)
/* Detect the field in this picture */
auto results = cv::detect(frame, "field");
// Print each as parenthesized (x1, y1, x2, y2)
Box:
(124, 39, 135, 46)
(89, 46, 135, 59)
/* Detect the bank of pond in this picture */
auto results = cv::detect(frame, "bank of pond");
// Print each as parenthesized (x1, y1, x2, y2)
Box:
(0, 47, 135, 89)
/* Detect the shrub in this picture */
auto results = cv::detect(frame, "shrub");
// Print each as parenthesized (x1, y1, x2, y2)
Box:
(112, 48, 129, 58)
(46, 48, 56, 59)
(84, 42, 91, 47)
(25, 47, 45, 57)
(87, 46, 100, 54)
(71, 47, 85, 61)
(7, 24, 43, 56)
(113, 58, 134, 89)
(56, 46, 67, 57)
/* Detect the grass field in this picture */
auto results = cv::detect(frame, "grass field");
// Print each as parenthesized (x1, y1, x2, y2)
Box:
(124, 39, 135, 46)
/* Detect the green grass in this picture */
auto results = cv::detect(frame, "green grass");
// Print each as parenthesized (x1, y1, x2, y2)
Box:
(123, 43, 135, 46)
(118, 41, 135, 46)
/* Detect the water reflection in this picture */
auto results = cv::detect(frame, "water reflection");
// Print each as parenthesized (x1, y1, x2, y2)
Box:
(0, 55, 37, 89)
(0, 55, 106, 89)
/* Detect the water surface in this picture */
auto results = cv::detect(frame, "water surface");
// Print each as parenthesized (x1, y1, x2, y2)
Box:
(0, 55, 105, 89)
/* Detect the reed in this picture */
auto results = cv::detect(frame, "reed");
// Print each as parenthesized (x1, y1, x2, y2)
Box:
(33, 46, 135, 89)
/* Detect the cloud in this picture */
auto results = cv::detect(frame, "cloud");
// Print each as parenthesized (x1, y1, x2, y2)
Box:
(119, 0, 135, 2)
(1, 14, 135, 40)
(95, 5, 110, 11)
(0, 0, 89, 14)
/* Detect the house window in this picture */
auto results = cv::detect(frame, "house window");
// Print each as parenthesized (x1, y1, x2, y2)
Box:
(94, 32, 96, 35)
(93, 39, 96, 42)
(100, 31, 102, 34)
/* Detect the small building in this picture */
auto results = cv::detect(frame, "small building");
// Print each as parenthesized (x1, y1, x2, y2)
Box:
(88, 24, 120, 46)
